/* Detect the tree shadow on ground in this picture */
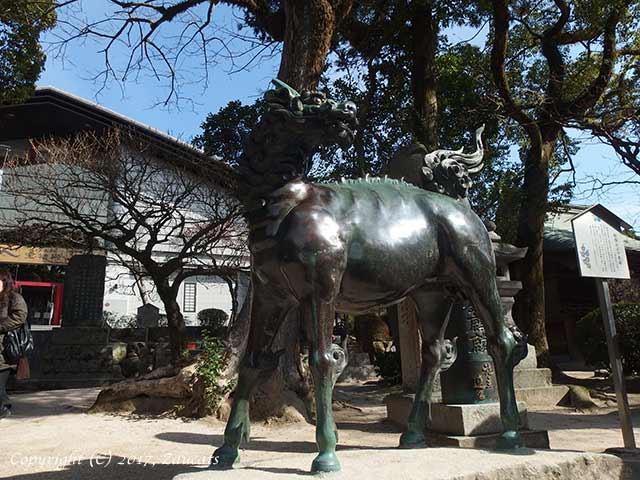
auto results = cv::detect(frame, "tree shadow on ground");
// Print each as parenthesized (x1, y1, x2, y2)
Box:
(529, 406, 640, 431)
(4, 456, 202, 480)
(554, 371, 640, 394)
(156, 432, 396, 454)
(335, 419, 402, 434)
(7, 388, 100, 419)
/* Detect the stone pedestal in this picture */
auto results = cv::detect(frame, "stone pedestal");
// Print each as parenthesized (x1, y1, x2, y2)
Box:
(425, 430, 550, 449)
(427, 401, 549, 449)
(431, 402, 529, 436)
(386, 396, 550, 449)
(16, 326, 124, 389)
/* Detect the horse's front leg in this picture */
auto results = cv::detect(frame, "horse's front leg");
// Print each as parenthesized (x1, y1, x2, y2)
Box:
(210, 278, 294, 469)
(305, 292, 346, 473)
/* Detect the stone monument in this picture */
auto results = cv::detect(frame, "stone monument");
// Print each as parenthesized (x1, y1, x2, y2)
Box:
(35, 254, 123, 387)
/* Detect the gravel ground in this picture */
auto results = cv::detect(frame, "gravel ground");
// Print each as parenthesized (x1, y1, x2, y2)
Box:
(1, 383, 639, 479)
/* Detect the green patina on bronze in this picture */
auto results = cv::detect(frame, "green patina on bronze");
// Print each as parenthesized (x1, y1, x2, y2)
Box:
(211, 80, 527, 474)
(441, 302, 500, 404)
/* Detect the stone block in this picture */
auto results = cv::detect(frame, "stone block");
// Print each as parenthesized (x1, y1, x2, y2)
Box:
(515, 385, 569, 407)
(137, 303, 160, 327)
(385, 392, 442, 429)
(513, 367, 552, 389)
(426, 429, 549, 449)
(430, 402, 529, 436)
(515, 344, 538, 370)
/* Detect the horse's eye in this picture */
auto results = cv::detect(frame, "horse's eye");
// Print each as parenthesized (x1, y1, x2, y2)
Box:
(313, 96, 322, 105)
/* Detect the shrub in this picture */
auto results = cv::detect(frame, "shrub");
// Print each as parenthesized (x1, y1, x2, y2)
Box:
(576, 303, 640, 374)
(197, 308, 229, 336)
(373, 347, 402, 384)
(196, 331, 234, 413)
(103, 311, 137, 329)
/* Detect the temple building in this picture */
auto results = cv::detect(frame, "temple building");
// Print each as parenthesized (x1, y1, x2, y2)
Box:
(0, 87, 246, 331)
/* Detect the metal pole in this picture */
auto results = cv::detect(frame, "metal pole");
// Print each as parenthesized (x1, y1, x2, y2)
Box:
(596, 278, 636, 448)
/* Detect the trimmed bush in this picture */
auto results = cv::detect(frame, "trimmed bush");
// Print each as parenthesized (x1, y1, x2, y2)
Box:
(576, 303, 640, 374)
(197, 308, 229, 335)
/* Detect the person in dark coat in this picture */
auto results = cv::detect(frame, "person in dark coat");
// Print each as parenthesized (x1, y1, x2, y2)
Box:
(0, 271, 28, 418)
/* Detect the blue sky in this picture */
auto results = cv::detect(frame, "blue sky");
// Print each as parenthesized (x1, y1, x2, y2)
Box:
(38, 6, 639, 229)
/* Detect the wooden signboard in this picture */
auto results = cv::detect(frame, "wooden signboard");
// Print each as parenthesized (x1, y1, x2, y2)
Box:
(571, 205, 636, 448)
(572, 210, 630, 279)
(0, 245, 89, 266)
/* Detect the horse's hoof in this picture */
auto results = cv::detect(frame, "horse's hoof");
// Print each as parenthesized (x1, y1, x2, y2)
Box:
(311, 452, 341, 473)
(495, 431, 524, 450)
(399, 431, 427, 448)
(209, 445, 239, 469)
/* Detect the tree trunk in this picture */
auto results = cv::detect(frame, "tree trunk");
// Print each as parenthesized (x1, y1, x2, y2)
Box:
(222, 281, 252, 378)
(513, 136, 557, 367)
(157, 284, 187, 365)
(409, 0, 438, 150)
(278, 1, 352, 90)
(248, 1, 354, 422)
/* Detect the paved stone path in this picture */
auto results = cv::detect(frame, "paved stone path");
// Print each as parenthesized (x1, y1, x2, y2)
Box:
(1, 384, 639, 479)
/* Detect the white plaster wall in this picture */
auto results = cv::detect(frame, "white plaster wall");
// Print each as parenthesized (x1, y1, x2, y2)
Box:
(103, 261, 235, 325)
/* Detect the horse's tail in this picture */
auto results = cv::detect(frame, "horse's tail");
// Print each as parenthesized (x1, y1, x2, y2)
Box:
(388, 126, 485, 201)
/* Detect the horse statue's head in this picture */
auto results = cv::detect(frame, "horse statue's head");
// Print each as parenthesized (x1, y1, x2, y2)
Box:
(264, 79, 358, 152)
(236, 80, 358, 210)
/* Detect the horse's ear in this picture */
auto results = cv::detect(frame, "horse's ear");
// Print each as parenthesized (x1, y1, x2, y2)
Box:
(271, 79, 300, 98)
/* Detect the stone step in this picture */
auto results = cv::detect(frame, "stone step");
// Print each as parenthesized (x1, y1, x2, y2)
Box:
(513, 368, 552, 389)
(515, 385, 569, 407)
(427, 429, 549, 449)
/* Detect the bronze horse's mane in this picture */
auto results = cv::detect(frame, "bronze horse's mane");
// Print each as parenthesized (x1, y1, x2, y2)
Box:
(213, 81, 527, 473)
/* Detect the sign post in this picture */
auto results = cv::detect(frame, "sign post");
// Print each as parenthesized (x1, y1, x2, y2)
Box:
(572, 205, 636, 448)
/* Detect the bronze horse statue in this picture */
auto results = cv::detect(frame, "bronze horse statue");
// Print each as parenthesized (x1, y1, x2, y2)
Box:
(212, 80, 527, 473)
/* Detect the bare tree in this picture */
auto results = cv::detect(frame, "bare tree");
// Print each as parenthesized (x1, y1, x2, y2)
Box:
(1, 128, 248, 363)
(51, 0, 354, 101)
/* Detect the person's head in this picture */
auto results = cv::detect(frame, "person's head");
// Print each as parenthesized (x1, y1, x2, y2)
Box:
(0, 271, 15, 297)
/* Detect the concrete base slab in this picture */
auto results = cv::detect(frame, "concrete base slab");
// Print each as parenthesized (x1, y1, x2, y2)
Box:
(427, 429, 550, 449)
(173, 448, 629, 480)
(605, 448, 640, 479)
